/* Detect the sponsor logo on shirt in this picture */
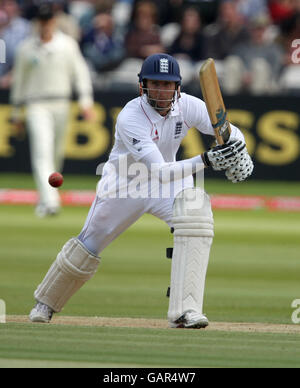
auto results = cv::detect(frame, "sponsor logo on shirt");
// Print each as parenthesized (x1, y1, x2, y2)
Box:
(132, 138, 142, 151)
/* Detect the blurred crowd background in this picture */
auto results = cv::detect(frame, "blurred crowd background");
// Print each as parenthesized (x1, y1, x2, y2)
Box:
(0, 0, 300, 95)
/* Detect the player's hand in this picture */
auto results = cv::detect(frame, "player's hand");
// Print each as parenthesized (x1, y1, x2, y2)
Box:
(225, 152, 254, 183)
(9, 117, 26, 139)
(78, 107, 96, 122)
(202, 140, 246, 171)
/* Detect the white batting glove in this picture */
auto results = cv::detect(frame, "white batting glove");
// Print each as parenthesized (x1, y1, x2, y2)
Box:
(202, 140, 247, 171)
(225, 151, 254, 183)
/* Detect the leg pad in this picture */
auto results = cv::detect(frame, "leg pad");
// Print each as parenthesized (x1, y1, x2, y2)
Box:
(34, 238, 100, 312)
(168, 188, 214, 322)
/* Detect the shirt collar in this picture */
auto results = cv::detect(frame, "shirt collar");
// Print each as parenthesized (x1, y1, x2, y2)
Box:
(140, 95, 180, 123)
(34, 30, 60, 49)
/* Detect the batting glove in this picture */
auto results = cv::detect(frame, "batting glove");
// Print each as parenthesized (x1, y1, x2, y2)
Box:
(202, 140, 247, 171)
(225, 152, 254, 183)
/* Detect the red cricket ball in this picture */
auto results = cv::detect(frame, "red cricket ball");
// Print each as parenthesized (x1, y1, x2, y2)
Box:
(48, 172, 64, 188)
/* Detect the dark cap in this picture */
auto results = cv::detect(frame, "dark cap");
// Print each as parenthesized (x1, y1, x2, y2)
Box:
(138, 53, 182, 84)
(249, 13, 271, 29)
(36, 2, 55, 21)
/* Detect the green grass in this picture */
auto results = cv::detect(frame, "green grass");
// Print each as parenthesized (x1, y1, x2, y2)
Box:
(1, 324, 300, 368)
(0, 205, 299, 322)
(1, 172, 300, 196)
(0, 174, 300, 367)
(0, 172, 99, 191)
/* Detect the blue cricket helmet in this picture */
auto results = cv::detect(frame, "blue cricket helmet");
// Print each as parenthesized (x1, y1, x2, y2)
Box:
(138, 53, 182, 84)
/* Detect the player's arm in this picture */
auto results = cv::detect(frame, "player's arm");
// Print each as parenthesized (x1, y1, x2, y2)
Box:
(140, 140, 253, 184)
(182, 94, 253, 182)
(182, 93, 244, 142)
(141, 149, 205, 184)
(197, 113, 254, 182)
(117, 116, 243, 184)
(69, 39, 95, 120)
(117, 114, 207, 183)
(199, 58, 253, 182)
(9, 44, 27, 134)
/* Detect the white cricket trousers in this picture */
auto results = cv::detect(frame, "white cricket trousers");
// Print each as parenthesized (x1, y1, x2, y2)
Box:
(26, 101, 70, 208)
(78, 195, 176, 256)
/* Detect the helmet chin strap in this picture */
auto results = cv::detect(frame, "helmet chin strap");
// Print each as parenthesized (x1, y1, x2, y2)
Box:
(140, 82, 181, 114)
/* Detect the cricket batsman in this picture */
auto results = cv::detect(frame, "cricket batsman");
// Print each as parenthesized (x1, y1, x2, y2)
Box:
(29, 53, 253, 328)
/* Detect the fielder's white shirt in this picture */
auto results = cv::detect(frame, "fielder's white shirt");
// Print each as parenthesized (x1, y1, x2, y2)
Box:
(98, 93, 244, 199)
(10, 30, 93, 113)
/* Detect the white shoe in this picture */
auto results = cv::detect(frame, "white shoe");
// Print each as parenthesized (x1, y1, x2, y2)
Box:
(35, 204, 60, 218)
(29, 302, 54, 323)
(169, 311, 209, 329)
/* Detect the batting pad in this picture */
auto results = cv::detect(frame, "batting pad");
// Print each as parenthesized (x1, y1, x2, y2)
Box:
(168, 188, 214, 322)
(34, 238, 100, 312)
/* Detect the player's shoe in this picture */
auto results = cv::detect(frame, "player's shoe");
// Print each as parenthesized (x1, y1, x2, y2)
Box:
(29, 302, 54, 323)
(169, 311, 209, 329)
(35, 204, 60, 218)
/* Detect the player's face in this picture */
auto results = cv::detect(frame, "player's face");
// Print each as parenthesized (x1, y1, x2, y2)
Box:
(146, 80, 177, 115)
(38, 18, 57, 41)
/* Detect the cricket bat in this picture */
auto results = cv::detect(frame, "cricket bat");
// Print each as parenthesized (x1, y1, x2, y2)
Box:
(199, 58, 231, 145)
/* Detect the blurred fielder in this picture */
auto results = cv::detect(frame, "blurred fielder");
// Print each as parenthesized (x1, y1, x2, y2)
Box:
(10, 2, 94, 217)
(29, 53, 253, 328)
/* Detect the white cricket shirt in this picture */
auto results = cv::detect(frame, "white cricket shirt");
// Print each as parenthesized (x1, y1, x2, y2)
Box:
(97, 93, 244, 199)
(10, 30, 93, 113)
